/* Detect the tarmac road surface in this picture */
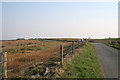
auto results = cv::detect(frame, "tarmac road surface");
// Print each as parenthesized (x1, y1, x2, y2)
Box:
(92, 43, 118, 78)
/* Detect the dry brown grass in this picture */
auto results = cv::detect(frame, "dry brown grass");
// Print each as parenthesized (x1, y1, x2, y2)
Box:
(2, 40, 70, 77)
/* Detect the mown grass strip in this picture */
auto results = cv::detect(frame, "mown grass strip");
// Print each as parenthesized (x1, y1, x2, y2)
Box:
(60, 43, 104, 78)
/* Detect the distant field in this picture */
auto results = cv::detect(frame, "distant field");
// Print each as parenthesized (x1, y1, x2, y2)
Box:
(43, 38, 81, 42)
(89, 38, 120, 49)
(2, 40, 70, 77)
(100, 38, 120, 40)
(2, 40, 66, 54)
(105, 42, 120, 49)
(90, 38, 120, 40)
(89, 38, 119, 43)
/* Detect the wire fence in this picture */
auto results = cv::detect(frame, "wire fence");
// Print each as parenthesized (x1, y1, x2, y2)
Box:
(1, 41, 86, 78)
(7, 52, 59, 73)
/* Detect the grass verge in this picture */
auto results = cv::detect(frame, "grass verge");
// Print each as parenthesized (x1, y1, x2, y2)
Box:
(105, 43, 120, 50)
(60, 43, 104, 78)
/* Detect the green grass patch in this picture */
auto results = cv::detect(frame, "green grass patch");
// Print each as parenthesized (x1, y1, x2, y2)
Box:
(60, 43, 104, 78)
(105, 42, 120, 49)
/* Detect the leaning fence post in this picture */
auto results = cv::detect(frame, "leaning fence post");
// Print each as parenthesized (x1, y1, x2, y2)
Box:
(72, 41, 74, 53)
(60, 44, 63, 65)
(2, 52, 7, 78)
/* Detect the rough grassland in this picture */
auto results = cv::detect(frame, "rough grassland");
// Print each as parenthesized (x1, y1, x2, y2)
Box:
(2, 40, 70, 77)
(60, 43, 104, 78)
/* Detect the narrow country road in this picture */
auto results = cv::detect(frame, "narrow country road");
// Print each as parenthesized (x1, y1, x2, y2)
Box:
(92, 43, 118, 78)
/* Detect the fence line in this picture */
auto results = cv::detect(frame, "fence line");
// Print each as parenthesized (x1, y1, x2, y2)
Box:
(6, 52, 60, 78)
(1, 53, 39, 63)
(6, 51, 59, 70)
(7, 52, 59, 73)
(7, 47, 59, 62)
(1, 41, 85, 78)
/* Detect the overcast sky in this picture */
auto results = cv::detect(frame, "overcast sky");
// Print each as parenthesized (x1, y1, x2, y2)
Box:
(2, 2, 118, 40)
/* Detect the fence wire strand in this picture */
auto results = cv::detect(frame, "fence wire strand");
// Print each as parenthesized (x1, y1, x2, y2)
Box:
(2, 47, 60, 63)
(1, 42, 85, 78)
(7, 51, 59, 69)
(7, 52, 59, 73)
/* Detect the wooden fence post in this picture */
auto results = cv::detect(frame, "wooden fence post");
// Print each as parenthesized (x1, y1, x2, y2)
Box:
(2, 52, 7, 78)
(72, 41, 74, 53)
(60, 44, 63, 65)
(78, 41, 79, 47)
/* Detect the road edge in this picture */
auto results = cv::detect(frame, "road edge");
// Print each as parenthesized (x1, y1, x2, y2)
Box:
(91, 43, 106, 78)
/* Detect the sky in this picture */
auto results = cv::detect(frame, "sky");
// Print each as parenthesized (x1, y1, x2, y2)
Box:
(2, 2, 118, 40)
